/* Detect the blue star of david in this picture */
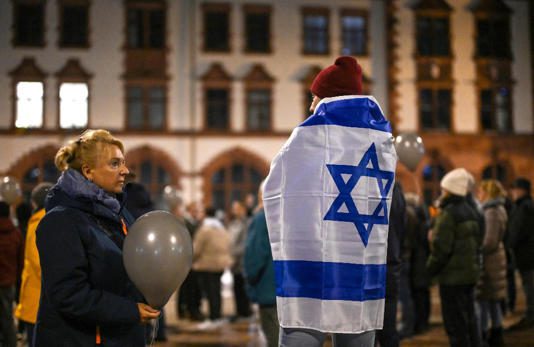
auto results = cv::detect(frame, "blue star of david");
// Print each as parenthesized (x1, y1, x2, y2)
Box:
(324, 143, 395, 247)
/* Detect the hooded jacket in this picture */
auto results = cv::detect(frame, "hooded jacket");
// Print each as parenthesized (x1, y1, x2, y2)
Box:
(15, 208, 46, 323)
(34, 170, 145, 347)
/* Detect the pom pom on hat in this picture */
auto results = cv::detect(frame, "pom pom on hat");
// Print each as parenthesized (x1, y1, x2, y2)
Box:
(440, 168, 473, 197)
(310, 56, 363, 98)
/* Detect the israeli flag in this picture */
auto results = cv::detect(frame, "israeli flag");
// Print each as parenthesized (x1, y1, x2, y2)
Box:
(263, 95, 397, 333)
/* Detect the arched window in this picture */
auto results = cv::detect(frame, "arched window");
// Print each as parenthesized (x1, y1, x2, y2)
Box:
(125, 146, 181, 207)
(22, 160, 60, 201)
(7, 145, 60, 202)
(202, 148, 269, 211)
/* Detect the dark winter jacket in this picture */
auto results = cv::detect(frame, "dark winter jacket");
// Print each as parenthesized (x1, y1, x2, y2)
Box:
(35, 170, 145, 347)
(244, 209, 276, 307)
(0, 217, 23, 287)
(427, 195, 481, 286)
(404, 202, 431, 289)
(507, 195, 534, 271)
(385, 183, 406, 299)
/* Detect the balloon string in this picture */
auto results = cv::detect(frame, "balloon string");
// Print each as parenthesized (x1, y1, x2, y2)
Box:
(149, 318, 159, 347)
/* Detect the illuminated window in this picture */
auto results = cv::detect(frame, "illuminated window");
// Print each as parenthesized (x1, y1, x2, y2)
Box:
(59, 83, 88, 128)
(16, 82, 44, 128)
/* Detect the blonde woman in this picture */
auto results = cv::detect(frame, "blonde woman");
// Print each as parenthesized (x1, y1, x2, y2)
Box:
(477, 179, 508, 347)
(34, 130, 159, 346)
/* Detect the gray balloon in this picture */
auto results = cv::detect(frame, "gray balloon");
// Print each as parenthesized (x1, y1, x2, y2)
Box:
(123, 210, 192, 309)
(394, 133, 425, 172)
(0, 176, 22, 205)
(162, 185, 183, 209)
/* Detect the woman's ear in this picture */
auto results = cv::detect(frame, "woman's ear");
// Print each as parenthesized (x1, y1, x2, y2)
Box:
(81, 164, 93, 182)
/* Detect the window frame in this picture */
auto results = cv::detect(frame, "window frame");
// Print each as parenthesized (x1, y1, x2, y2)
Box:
(243, 64, 274, 132)
(9, 57, 48, 130)
(58, 0, 90, 48)
(124, 81, 168, 131)
(301, 6, 330, 56)
(242, 4, 272, 54)
(12, 0, 46, 47)
(55, 59, 92, 130)
(125, 0, 167, 50)
(202, 2, 231, 53)
(339, 8, 369, 56)
(417, 85, 453, 131)
(125, 145, 182, 206)
(201, 63, 233, 131)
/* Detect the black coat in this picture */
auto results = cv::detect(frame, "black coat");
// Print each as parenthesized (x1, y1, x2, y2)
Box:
(35, 172, 145, 347)
(507, 195, 534, 271)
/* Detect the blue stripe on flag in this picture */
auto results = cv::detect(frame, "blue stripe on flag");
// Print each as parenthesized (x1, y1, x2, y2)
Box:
(273, 260, 386, 301)
(300, 97, 391, 133)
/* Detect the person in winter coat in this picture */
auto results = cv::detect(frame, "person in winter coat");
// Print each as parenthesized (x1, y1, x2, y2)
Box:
(34, 129, 160, 347)
(0, 201, 23, 347)
(244, 182, 278, 347)
(192, 206, 232, 324)
(476, 180, 508, 346)
(401, 193, 431, 336)
(427, 168, 482, 347)
(376, 182, 406, 347)
(506, 177, 534, 330)
(14, 182, 53, 345)
(228, 200, 252, 320)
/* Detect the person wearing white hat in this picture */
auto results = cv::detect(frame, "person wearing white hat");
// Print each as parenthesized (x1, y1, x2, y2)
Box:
(427, 168, 483, 347)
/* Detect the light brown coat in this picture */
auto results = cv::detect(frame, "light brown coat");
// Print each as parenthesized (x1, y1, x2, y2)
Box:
(477, 200, 508, 300)
(193, 220, 232, 272)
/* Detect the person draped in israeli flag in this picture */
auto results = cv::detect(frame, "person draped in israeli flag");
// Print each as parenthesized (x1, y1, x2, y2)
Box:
(263, 57, 397, 346)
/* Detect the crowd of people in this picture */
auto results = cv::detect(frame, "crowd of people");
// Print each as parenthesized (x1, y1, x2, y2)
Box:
(0, 58, 533, 347)
(0, 137, 533, 347)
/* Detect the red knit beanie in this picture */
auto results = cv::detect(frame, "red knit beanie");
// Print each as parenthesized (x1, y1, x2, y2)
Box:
(310, 56, 363, 98)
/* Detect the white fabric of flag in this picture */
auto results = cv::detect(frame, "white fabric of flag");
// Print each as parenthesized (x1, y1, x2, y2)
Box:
(263, 95, 397, 333)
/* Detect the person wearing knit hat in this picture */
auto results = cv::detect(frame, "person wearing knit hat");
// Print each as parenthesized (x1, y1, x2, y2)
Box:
(427, 168, 483, 347)
(269, 56, 395, 347)
(440, 168, 473, 197)
(310, 56, 362, 99)
(308, 56, 363, 115)
(15, 182, 53, 344)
